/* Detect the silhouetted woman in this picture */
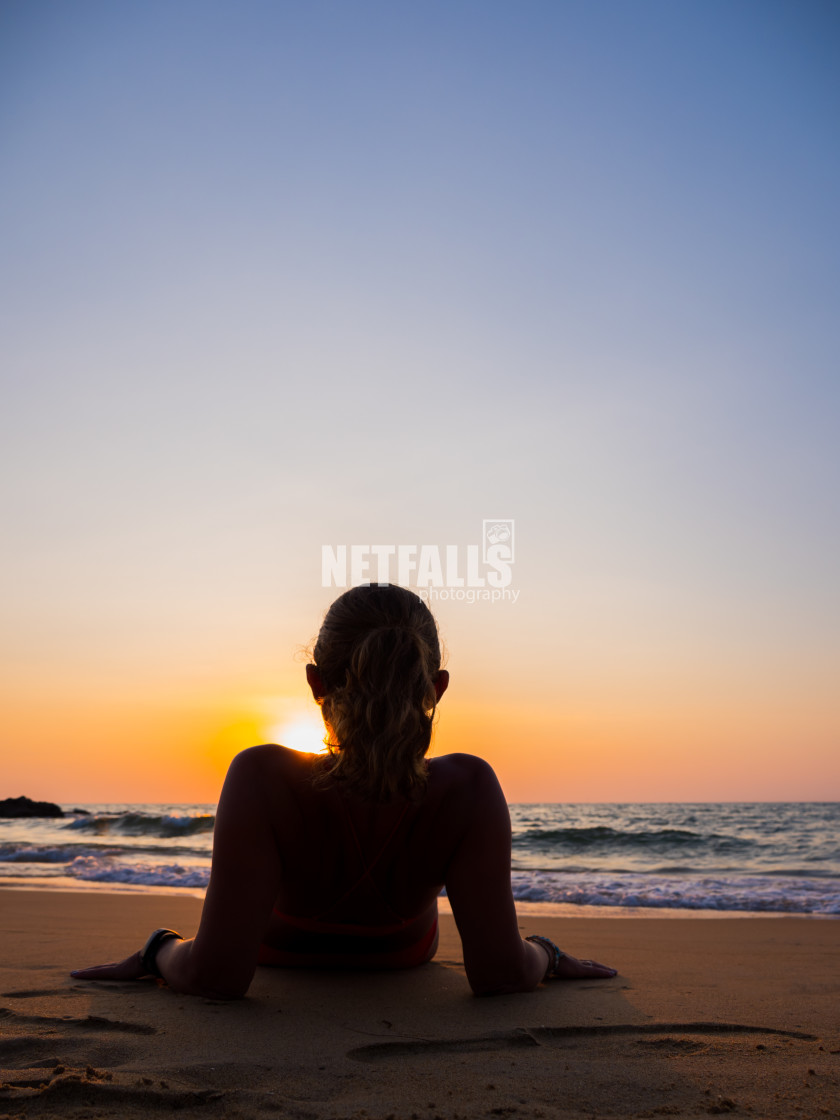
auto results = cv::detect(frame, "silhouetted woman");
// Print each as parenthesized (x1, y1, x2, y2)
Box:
(73, 585, 616, 997)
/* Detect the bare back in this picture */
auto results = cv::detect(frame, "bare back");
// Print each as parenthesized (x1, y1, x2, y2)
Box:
(259, 745, 488, 926)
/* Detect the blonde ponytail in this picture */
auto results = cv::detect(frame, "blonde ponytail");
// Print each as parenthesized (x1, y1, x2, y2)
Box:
(312, 586, 442, 800)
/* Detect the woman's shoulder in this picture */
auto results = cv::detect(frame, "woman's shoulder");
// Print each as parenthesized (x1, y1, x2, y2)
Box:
(427, 752, 501, 790)
(227, 743, 322, 783)
(428, 751, 496, 773)
(425, 754, 509, 833)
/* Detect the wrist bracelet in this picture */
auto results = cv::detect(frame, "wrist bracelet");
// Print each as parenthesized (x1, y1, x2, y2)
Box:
(139, 928, 183, 978)
(525, 934, 567, 978)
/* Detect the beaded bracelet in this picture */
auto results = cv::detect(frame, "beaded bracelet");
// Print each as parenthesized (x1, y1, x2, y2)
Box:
(139, 928, 183, 978)
(525, 934, 567, 978)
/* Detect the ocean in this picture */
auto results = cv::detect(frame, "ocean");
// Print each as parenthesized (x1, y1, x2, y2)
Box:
(1, 802, 838, 916)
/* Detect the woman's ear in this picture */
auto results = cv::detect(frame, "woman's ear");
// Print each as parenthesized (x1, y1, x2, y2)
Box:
(434, 669, 449, 702)
(306, 663, 326, 700)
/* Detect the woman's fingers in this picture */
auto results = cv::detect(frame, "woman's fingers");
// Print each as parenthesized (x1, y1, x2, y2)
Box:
(71, 951, 148, 981)
(553, 954, 617, 980)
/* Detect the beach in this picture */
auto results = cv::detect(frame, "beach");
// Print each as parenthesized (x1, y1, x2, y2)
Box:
(1, 889, 838, 1119)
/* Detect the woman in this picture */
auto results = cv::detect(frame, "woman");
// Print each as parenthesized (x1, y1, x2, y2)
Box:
(72, 585, 616, 998)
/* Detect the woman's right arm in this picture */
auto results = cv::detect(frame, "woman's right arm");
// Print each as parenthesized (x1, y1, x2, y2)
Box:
(72, 746, 283, 999)
(154, 746, 284, 998)
(443, 756, 615, 995)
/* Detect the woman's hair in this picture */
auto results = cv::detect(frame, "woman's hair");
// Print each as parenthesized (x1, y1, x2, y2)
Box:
(312, 584, 442, 801)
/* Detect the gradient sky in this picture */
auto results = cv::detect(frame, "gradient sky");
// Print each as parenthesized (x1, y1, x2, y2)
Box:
(2, 0, 838, 804)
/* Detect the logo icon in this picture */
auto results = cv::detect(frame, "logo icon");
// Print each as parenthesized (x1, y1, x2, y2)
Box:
(483, 520, 514, 563)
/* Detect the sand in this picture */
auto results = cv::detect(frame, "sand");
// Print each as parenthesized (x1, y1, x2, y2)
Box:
(0, 888, 838, 1119)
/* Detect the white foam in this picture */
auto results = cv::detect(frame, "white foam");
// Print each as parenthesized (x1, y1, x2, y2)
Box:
(509, 870, 840, 915)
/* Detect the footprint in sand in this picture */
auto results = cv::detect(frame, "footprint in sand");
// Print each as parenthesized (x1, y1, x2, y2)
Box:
(0, 1006, 157, 1034)
(346, 1021, 817, 1061)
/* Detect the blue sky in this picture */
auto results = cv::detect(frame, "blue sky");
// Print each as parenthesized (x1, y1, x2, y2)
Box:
(2, 0, 838, 801)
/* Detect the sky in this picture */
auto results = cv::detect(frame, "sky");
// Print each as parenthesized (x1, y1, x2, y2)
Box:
(1, 0, 838, 804)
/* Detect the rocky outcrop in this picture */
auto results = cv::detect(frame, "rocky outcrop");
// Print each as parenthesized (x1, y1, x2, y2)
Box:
(0, 796, 64, 818)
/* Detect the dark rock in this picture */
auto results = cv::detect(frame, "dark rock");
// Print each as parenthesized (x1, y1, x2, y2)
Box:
(0, 796, 64, 818)
(69, 808, 92, 815)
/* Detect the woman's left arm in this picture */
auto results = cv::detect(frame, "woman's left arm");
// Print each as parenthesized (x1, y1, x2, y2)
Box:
(72, 747, 283, 999)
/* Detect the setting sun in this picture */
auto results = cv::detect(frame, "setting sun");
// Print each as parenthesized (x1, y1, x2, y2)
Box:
(268, 711, 328, 755)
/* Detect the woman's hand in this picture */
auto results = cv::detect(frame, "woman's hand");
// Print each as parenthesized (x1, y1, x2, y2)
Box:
(71, 951, 151, 982)
(552, 953, 617, 980)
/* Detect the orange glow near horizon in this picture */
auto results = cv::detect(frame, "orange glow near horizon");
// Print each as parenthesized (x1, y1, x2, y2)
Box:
(2, 655, 838, 804)
(266, 711, 328, 755)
